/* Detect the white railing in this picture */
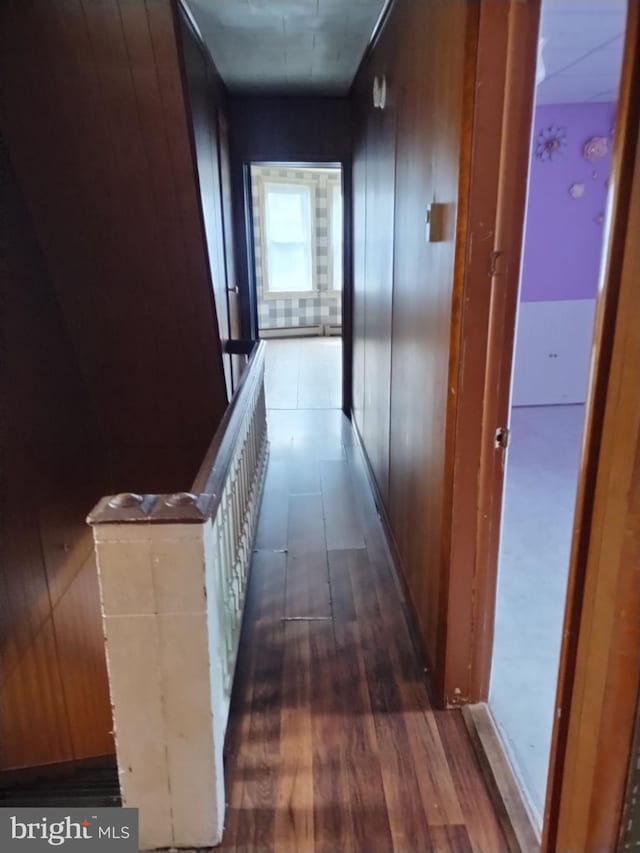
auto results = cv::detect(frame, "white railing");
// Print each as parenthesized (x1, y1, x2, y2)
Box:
(88, 341, 268, 850)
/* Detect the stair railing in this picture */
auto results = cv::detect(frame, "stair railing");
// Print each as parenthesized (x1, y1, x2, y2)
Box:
(87, 340, 268, 850)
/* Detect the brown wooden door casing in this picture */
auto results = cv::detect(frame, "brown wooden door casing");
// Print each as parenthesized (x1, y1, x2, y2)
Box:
(443, 1, 640, 850)
(543, 7, 640, 850)
(445, 0, 542, 705)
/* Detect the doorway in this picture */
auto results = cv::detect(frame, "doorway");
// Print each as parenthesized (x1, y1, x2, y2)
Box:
(488, 0, 627, 830)
(248, 163, 344, 411)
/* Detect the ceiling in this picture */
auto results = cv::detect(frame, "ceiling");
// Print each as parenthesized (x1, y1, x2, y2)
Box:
(185, 0, 387, 95)
(185, 0, 627, 103)
(537, 0, 627, 104)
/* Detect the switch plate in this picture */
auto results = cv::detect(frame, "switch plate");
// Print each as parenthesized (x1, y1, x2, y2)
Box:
(426, 202, 445, 243)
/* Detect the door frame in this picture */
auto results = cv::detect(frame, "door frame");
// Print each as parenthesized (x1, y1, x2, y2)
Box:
(445, 1, 640, 850)
(444, 0, 541, 707)
(242, 160, 351, 413)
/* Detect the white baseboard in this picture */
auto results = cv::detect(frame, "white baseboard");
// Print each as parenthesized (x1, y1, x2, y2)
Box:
(259, 324, 342, 339)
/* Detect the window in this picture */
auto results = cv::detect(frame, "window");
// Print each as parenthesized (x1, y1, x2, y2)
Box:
(263, 183, 314, 294)
(330, 183, 343, 291)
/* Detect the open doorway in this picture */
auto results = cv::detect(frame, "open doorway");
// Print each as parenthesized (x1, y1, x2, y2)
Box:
(248, 163, 343, 410)
(488, 0, 627, 831)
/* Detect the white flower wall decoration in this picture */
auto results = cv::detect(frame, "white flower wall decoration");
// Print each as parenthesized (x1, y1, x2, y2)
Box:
(536, 125, 568, 162)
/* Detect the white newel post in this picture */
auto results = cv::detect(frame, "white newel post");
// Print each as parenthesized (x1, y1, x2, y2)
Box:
(88, 499, 227, 851)
(87, 344, 268, 850)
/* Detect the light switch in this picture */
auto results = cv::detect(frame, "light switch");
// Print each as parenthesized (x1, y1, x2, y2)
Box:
(426, 202, 445, 243)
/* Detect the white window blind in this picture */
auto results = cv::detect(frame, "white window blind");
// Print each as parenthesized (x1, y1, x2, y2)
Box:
(263, 183, 313, 293)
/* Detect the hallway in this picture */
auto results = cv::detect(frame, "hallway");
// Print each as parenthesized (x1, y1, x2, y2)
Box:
(218, 405, 508, 852)
(264, 338, 342, 410)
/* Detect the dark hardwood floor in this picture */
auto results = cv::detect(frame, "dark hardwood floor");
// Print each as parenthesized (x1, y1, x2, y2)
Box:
(220, 405, 508, 852)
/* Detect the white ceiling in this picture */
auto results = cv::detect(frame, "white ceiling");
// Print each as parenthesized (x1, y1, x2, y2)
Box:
(537, 0, 627, 104)
(185, 0, 387, 95)
(186, 0, 627, 102)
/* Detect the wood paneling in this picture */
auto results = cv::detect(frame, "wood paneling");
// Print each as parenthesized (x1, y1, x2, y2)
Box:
(227, 96, 351, 349)
(178, 5, 233, 395)
(0, 139, 113, 771)
(352, 107, 367, 431)
(0, 0, 234, 774)
(220, 407, 508, 852)
(361, 105, 395, 503)
(350, 0, 478, 700)
(229, 96, 351, 165)
(0, 0, 229, 494)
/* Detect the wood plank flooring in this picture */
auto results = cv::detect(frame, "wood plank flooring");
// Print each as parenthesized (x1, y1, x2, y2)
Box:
(219, 406, 508, 852)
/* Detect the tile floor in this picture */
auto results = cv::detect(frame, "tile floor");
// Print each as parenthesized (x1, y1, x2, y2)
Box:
(489, 403, 586, 829)
(264, 337, 342, 410)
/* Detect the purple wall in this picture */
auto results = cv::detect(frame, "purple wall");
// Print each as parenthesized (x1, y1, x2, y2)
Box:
(520, 102, 614, 303)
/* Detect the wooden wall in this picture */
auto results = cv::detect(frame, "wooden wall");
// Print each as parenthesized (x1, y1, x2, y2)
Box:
(0, 0, 229, 494)
(0, 0, 233, 773)
(0, 137, 113, 771)
(227, 96, 351, 342)
(350, 0, 477, 701)
(178, 5, 236, 393)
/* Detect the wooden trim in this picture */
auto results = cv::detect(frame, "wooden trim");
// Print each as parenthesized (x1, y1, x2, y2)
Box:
(470, 0, 541, 702)
(192, 340, 266, 498)
(618, 696, 640, 851)
(349, 416, 438, 706)
(350, 0, 397, 95)
(462, 704, 540, 853)
(341, 159, 353, 415)
(89, 340, 266, 526)
(0, 755, 116, 788)
(175, 0, 223, 85)
(444, 0, 540, 705)
(449, 2, 640, 848)
(543, 5, 640, 850)
(224, 338, 255, 355)
(173, 0, 232, 398)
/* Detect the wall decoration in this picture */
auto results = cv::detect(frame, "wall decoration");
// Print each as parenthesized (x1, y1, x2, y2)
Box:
(535, 125, 567, 161)
(583, 136, 609, 163)
(569, 183, 585, 198)
(522, 101, 614, 303)
(372, 75, 387, 110)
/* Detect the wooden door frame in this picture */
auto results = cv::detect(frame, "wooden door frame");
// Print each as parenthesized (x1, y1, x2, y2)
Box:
(543, 7, 640, 849)
(444, 0, 541, 707)
(445, 1, 640, 851)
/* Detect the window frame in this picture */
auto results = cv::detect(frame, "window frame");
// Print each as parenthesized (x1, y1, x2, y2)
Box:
(328, 180, 343, 292)
(257, 176, 318, 300)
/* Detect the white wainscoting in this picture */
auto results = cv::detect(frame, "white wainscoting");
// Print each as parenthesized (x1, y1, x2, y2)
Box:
(511, 299, 596, 407)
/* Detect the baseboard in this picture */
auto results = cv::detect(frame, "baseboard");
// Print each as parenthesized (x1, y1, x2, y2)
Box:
(259, 324, 342, 339)
(0, 754, 117, 787)
(348, 414, 442, 707)
(461, 704, 540, 853)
